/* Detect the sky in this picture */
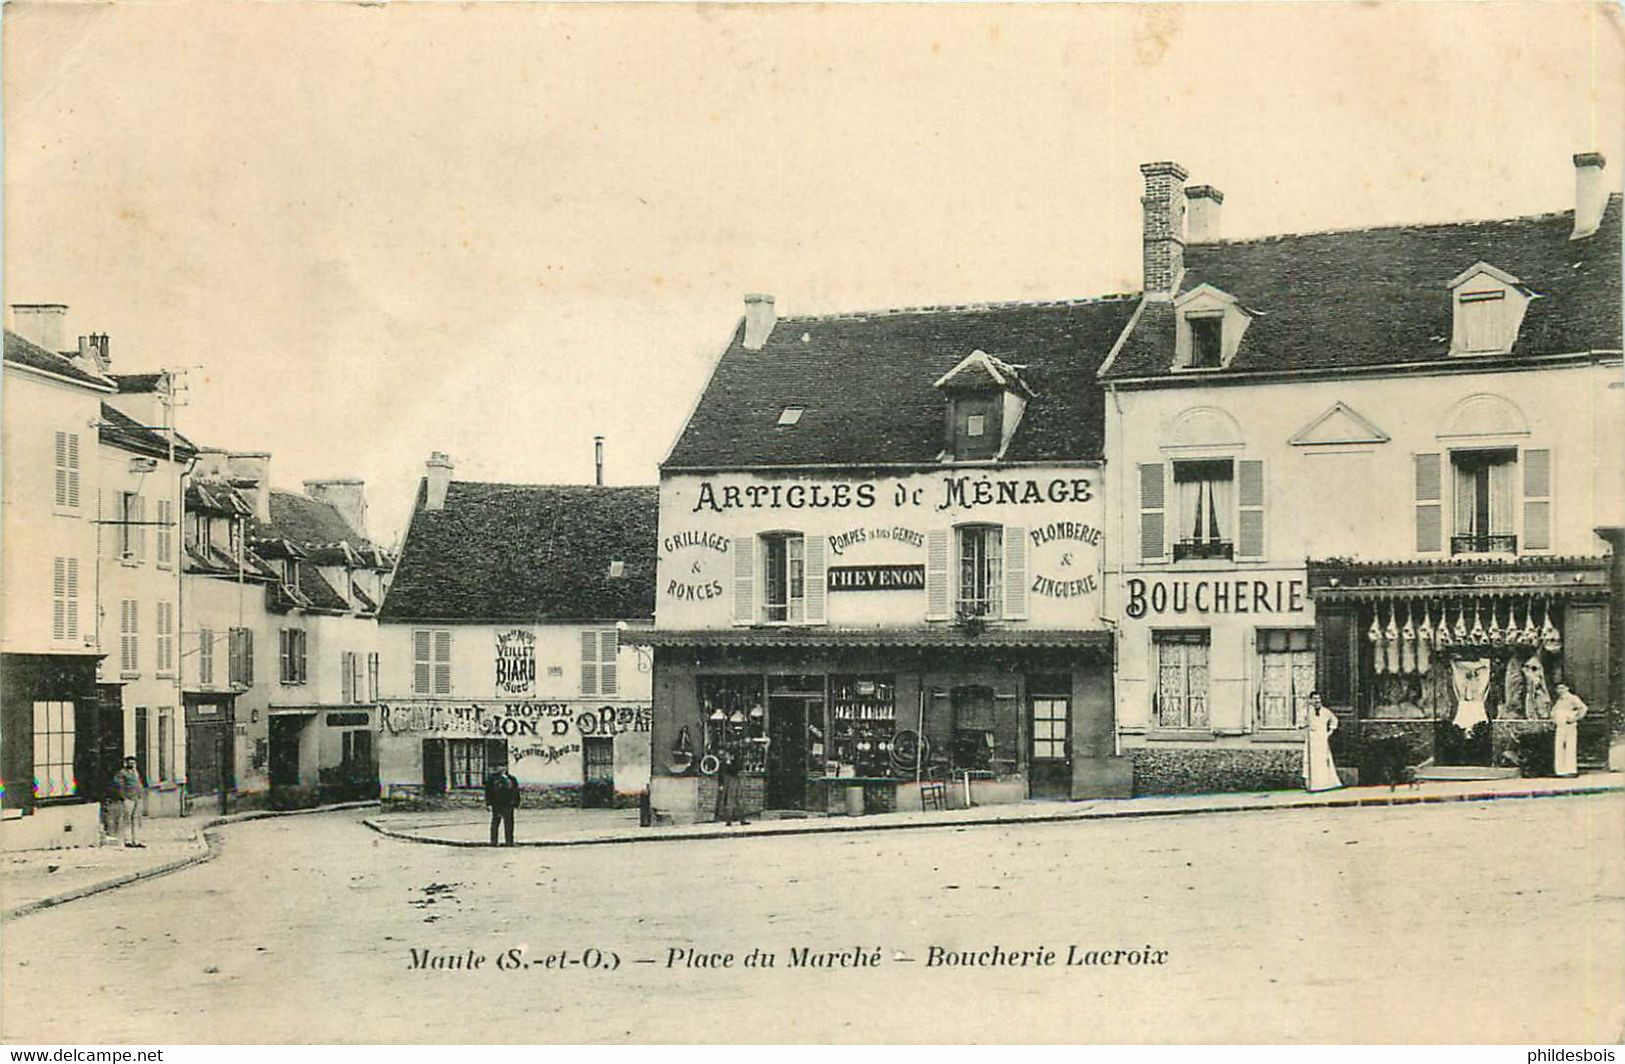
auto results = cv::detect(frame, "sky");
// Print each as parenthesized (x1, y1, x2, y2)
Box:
(5, 1, 1622, 548)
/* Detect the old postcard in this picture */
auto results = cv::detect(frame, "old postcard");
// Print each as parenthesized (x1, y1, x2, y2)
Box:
(3, 0, 1622, 1046)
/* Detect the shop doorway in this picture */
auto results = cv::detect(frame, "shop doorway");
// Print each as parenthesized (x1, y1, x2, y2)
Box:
(581, 736, 615, 808)
(1028, 682, 1072, 800)
(268, 715, 305, 789)
(766, 697, 810, 810)
(96, 685, 124, 800)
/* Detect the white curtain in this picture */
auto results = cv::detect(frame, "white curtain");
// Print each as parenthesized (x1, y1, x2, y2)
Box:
(1453, 462, 1475, 536)
(1489, 459, 1515, 535)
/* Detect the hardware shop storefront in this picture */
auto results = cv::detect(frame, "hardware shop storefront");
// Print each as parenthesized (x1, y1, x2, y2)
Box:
(641, 630, 1117, 824)
(1306, 557, 1613, 780)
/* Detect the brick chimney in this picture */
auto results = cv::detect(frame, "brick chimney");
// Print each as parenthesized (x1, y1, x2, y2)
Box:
(1571, 152, 1609, 240)
(10, 304, 69, 351)
(304, 478, 368, 539)
(1140, 162, 1189, 297)
(1186, 185, 1224, 244)
(742, 293, 777, 351)
(425, 452, 454, 512)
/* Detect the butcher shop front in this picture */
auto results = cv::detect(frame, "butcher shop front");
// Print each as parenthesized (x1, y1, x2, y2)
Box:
(1306, 556, 1613, 782)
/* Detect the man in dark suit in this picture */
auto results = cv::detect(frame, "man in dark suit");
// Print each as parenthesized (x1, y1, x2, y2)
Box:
(483, 764, 521, 846)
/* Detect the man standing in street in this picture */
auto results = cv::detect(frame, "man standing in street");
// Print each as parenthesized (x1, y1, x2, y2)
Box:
(483, 763, 520, 846)
(112, 756, 145, 848)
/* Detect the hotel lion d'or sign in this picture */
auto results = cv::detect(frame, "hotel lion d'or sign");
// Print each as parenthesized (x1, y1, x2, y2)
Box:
(661, 472, 1105, 609)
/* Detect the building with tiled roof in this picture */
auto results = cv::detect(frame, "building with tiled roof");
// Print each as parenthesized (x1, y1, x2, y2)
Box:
(1102, 155, 1624, 795)
(645, 283, 1132, 825)
(375, 456, 656, 811)
(2, 316, 116, 847)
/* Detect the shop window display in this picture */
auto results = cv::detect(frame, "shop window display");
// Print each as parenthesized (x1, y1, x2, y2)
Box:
(699, 676, 766, 774)
(828, 675, 896, 778)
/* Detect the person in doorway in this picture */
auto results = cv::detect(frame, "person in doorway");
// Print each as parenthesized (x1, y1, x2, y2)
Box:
(483, 765, 521, 846)
(716, 741, 748, 826)
(1303, 693, 1343, 793)
(1550, 683, 1589, 778)
(111, 756, 145, 848)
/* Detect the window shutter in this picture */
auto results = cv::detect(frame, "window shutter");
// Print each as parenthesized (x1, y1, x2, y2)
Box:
(134, 496, 147, 562)
(1414, 453, 1442, 553)
(1002, 526, 1028, 620)
(413, 629, 431, 693)
(245, 630, 255, 685)
(802, 535, 827, 625)
(925, 528, 951, 621)
(199, 626, 213, 685)
(66, 433, 79, 508)
(599, 630, 619, 696)
(1522, 447, 1551, 551)
(52, 558, 67, 640)
(1139, 463, 1167, 561)
(280, 629, 292, 684)
(731, 537, 755, 626)
(54, 432, 68, 507)
(341, 651, 355, 703)
(432, 630, 451, 694)
(580, 630, 598, 695)
(65, 558, 79, 641)
(1237, 460, 1265, 560)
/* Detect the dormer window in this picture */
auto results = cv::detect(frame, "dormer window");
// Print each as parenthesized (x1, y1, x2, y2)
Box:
(1173, 285, 1252, 370)
(1447, 262, 1534, 355)
(934, 349, 1033, 462)
(1189, 315, 1223, 368)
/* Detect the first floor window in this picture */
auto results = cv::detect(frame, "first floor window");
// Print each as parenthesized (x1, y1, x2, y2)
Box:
(32, 701, 76, 799)
(279, 628, 308, 684)
(157, 707, 175, 782)
(1173, 459, 1234, 561)
(120, 599, 140, 674)
(198, 625, 214, 686)
(580, 629, 618, 696)
(156, 498, 175, 568)
(957, 525, 1002, 618)
(1451, 448, 1517, 554)
(1155, 630, 1211, 729)
(119, 491, 146, 562)
(413, 629, 451, 694)
(54, 430, 81, 509)
(367, 652, 380, 701)
(762, 533, 805, 623)
(157, 603, 176, 675)
(52, 557, 80, 642)
(423, 738, 505, 793)
(1257, 629, 1315, 729)
(341, 651, 359, 703)
(229, 627, 255, 686)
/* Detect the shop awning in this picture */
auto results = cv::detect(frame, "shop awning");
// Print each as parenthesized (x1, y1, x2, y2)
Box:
(1306, 556, 1611, 603)
(624, 627, 1114, 653)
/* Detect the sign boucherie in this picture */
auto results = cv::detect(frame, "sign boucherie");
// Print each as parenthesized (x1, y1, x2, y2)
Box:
(828, 565, 926, 592)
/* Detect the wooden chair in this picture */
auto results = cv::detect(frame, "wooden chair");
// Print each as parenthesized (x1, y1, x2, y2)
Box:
(918, 779, 948, 812)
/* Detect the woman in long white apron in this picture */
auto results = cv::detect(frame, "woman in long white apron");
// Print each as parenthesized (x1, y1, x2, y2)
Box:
(1304, 693, 1343, 792)
(1550, 683, 1588, 778)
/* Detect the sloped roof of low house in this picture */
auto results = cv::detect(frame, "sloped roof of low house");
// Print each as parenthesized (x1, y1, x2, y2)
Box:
(1104, 197, 1624, 381)
(259, 490, 381, 554)
(380, 482, 658, 623)
(3, 330, 115, 390)
(662, 296, 1139, 471)
(98, 403, 198, 462)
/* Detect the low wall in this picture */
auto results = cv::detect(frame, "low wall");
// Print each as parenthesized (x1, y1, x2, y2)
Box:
(1129, 747, 1304, 797)
(0, 803, 102, 852)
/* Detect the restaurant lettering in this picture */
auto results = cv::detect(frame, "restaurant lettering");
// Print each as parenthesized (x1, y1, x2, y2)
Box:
(1125, 578, 1307, 620)
(689, 475, 1093, 514)
(381, 701, 652, 738)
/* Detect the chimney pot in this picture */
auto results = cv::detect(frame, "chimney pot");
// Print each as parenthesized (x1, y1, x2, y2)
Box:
(1139, 162, 1190, 297)
(425, 452, 454, 512)
(1571, 152, 1609, 240)
(594, 435, 605, 487)
(742, 293, 777, 351)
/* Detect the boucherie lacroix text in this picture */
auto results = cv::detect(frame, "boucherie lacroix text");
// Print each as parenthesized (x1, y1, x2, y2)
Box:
(688, 474, 1094, 514)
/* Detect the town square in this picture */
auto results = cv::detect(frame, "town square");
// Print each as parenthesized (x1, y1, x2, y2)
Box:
(3, 1, 1623, 1047)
